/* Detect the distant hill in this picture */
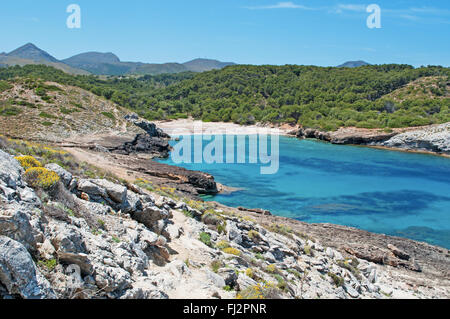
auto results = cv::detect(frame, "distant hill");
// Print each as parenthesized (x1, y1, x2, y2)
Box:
(7, 43, 59, 63)
(0, 55, 89, 75)
(2, 43, 236, 76)
(183, 59, 236, 72)
(63, 52, 235, 75)
(338, 61, 370, 68)
(63, 52, 121, 65)
(62, 52, 190, 76)
(2, 43, 89, 75)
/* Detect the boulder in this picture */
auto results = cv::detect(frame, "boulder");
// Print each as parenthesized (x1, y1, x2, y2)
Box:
(236, 273, 258, 291)
(0, 236, 56, 299)
(91, 179, 127, 204)
(77, 179, 108, 198)
(0, 208, 37, 253)
(217, 268, 238, 287)
(0, 150, 23, 189)
(344, 284, 360, 298)
(387, 244, 410, 261)
(50, 224, 87, 254)
(227, 222, 243, 245)
(205, 270, 226, 289)
(130, 204, 170, 229)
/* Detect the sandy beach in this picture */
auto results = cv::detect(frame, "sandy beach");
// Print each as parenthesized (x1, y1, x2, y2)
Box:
(154, 119, 297, 136)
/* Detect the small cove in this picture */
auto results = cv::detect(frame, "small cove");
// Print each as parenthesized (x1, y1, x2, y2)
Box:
(157, 135, 450, 249)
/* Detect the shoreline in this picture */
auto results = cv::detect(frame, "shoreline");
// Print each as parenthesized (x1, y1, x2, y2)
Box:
(155, 119, 450, 158)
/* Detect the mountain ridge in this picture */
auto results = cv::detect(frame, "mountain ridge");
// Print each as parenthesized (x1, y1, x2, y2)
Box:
(7, 43, 60, 63)
(3, 43, 235, 75)
(338, 60, 371, 68)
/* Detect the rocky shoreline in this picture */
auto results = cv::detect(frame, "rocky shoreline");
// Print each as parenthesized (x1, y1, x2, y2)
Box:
(1, 135, 449, 299)
(292, 123, 450, 156)
(1, 116, 449, 300)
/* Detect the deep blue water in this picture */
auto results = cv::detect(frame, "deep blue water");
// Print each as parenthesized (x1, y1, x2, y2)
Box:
(157, 135, 450, 249)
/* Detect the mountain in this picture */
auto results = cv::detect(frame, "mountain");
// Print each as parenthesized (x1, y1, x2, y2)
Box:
(338, 60, 370, 68)
(62, 52, 129, 75)
(4, 43, 236, 76)
(63, 52, 121, 65)
(0, 55, 89, 75)
(7, 43, 59, 63)
(2, 43, 89, 75)
(63, 52, 235, 75)
(183, 58, 236, 72)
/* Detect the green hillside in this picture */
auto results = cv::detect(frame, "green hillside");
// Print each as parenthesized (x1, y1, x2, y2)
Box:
(144, 64, 450, 129)
(1, 64, 449, 130)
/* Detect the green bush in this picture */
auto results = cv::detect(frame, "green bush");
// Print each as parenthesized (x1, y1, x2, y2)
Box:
(199, 232, 212, 247)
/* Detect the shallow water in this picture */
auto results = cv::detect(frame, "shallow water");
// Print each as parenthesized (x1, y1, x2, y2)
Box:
(158, 135, 450, 248)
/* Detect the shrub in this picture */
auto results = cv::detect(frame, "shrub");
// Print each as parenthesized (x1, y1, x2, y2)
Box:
(199, 232, 212, 247)
(303, 245, 314, 257)
(39, 111, 57, 119)
(236, 283, 281, 300)
(38, 258, 57, 271)
(24, 167, 60, 190)
(14, 155, 42, 170)
(0, 105, 22, 116)
(216, 240, 230, 250)
(112, 236, 120, 243)
(245, 268, 255, 279)
(328, 272, 344, 287)
(248, 230, 260, 241)
(268, 224, 293, 238)
(217, 222, 227, 235)
(266, 264, 279, 274)
(337, 259, 362, 280)
(254, 253, 264, 260)
(211, 260, 223, 273)
(222, 247, 241, 256)
(101, 112, 116, 121)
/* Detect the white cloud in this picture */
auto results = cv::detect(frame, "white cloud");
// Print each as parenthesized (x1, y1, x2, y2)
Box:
(337, 4, 367, 12)
(242, 2, 450, 25)
(244, 2, 312, 10)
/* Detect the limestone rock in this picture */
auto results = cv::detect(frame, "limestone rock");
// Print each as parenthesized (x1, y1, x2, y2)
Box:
(91, 179, 127, 204)
(0, 236, 56, 299)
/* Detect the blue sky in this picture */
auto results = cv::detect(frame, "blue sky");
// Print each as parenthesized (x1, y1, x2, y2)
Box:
(1, 0, 449, 66)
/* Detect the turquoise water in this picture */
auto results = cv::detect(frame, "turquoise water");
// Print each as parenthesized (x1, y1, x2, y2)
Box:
(158, 136, 450, 248)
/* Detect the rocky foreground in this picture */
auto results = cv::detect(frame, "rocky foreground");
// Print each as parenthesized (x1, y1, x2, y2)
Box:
(1, 145, 449, 299)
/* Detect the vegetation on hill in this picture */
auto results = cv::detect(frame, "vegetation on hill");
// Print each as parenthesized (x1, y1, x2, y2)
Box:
(0, 74, 135, 140)
(0, 64, 449, 131)
(144, 64, 449, 129)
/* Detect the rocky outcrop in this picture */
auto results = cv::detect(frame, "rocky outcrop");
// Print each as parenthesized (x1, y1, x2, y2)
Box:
(111, 133, 171, 158)
(294, 123, 450, 155)
(379, 123, 450, 154)
(0, 150, 176, 299)
(0, 236, 56, 299)
(105, 114, 172, 158)
(296, 127, 396, 145)
(124, 113, 170, 139)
